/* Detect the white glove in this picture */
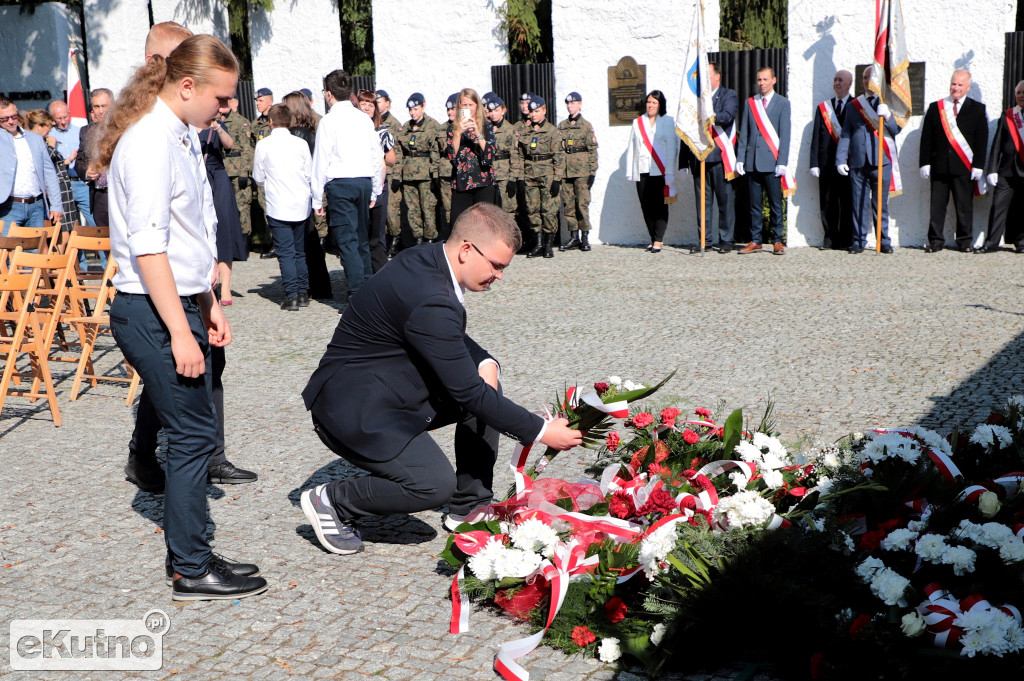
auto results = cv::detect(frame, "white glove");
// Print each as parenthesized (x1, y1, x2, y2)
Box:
(876, 103, 892, 118)
(988, 173, 999, 187)
(837, 164, 850, 177)
(665, 175, 677, 197)
(809, 167, 820, 178)
(774, 165, 786, 177)
(735, 161, 745, 176)
(920, 165, 931, 180)
(970, 168, 983, 181)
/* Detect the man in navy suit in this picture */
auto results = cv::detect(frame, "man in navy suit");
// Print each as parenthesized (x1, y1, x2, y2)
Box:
(0, 96, 62, 235)
(736, 67, 791, 254)
(919, 69, 987, 252)
(810, 70, 854, 250)
(836, 67, 902, 254)
(300, 203, 582, 555)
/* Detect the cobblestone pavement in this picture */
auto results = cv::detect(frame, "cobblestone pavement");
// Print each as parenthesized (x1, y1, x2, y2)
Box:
(3, 244, 1024, 681)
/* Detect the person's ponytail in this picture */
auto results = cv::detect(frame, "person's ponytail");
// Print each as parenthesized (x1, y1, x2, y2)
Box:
(95, 56, 168, 171)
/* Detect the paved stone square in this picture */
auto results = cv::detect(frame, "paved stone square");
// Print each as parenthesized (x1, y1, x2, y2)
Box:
(3, 244, 1024, 680)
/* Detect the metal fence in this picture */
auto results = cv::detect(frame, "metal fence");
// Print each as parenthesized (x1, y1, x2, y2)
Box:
(352, 76, 375, 97)
(491, 63, 557, 123)
(236, 80, 256, 121)
(1004, 32, 1024, 110)
(707, 47, 788, 101)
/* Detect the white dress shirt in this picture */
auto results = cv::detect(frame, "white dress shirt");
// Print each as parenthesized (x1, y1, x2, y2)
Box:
(253, 127, 313, 222)
(311, 102, 384, 206)
(12, 132, 42, 198)
(109, 97, 218, 296)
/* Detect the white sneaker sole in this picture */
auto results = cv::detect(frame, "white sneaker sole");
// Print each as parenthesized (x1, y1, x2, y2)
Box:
(171, 583, 268, 601)
(300, 489, 362, 555)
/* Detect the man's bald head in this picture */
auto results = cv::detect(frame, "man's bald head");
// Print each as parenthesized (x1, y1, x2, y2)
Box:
(48, 100, 70, 130)
(950, 69, 971, 101)
(145, 21, 193, 61)
(833, 70, 852, 98)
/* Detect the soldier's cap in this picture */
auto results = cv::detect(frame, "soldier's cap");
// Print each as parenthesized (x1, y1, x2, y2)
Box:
(376, 90, 390, 101)
(446, 93, 460, 110)
(528, 94, 546, 111)
(255, 87, 273, 99)
(520, 92, 532, 101)
(482, 91, 497, 105)
(299, 88, 313, 100)
(407, 93, 425, 108)
(565, 92, 582, 103)
(485, 96, 504, 111)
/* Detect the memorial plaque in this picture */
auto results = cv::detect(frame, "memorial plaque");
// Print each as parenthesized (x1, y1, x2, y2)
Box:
(854, 62, 926, 115)
(608, 56, 647, 126)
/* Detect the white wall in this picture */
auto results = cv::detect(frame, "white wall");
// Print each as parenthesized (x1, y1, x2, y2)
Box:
(0, 2, 82, 110)
(150, 0, 231, 45)
(788, 0, 1017, 248)
(552, 0, 720, 245)
(249, 0, 342, 116)
(372, 0, 507, 126)
(82, 0, 150, 95)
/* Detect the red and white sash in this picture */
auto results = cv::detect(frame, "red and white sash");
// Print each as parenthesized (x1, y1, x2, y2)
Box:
(938, 98, 984, 195)
(851, 95, 903, 196)
(1005, 106, 1024, 167)
(637, 115, 677, 203)
(710, 121, 738, 180)
(818, 100, 841, 144)
(747, 96, 796, 197)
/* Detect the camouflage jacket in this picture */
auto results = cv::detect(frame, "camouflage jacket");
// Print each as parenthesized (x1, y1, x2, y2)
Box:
(518, 119, 564, 180)
(558, 114, 598, 178)
(436, 121, 454, 179)
(221, 110, 254, 177)
(489, 117, 522, 181)
(396, 115, 440, 181)
(252, 114, 271, 146)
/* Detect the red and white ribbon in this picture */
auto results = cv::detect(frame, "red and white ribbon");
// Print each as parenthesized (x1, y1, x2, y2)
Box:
(748, 96, 797, 197)
(450, 567, 470, 634)
(938, 98, 985, 195)
(818, 100, 841, 143)
(711, 121, 738, 179)
(1006, 107, 1024, 167)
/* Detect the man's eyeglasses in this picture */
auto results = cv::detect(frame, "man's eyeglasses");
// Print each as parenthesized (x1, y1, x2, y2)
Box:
(465, 241, 509, 273)
(0, 114, 19, 123)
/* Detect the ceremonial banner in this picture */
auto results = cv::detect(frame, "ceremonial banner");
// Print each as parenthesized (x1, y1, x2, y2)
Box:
(868, 0, 912, 127)
(851, 95, 904, 196)
(674, 0, 715, 160)
(67, 49, 87, 128)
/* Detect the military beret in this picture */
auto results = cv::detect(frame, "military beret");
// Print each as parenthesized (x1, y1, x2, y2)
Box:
(485, 96, 504, 111)
(528, 94, 545, 110)
(446, 93, 460, 110)
(520, 92, 532, 101)
(406, 93, 425, 108)
(375, 89, 390, 101)
(565, 92, 582, 103)
(299, 88, 313, 100)
(255, 87, 273, 99)
(482, 91, 497, 105)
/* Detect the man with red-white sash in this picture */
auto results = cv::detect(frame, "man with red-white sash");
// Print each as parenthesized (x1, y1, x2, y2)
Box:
(836, 67, 902, 254)
(810, 70, 854, 250)
(735, 66, 792, 255)
(979, 81, 1024, 253)
(919, 69, 988, 253)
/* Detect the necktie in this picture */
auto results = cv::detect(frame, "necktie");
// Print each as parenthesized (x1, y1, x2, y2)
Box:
(835, 99, 843, 119)
(953, 99, 960, 116)
(762, 97, 767, 110)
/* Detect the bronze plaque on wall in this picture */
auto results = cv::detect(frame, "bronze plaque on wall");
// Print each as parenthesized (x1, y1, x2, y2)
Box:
(609, 56, 647, 126)
(854, 62, 926, 115)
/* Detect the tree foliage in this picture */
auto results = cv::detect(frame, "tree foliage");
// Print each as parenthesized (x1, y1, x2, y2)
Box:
(720, 0, 787, 49)
(338, 0, 373, 76)
(499, 0, 552, 65)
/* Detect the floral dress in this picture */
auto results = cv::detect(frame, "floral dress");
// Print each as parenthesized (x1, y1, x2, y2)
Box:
(445, 121, 496, 192)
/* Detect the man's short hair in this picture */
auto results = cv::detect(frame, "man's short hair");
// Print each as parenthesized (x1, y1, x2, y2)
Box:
(708, 62, 719, 76)
(0, 96, 14, 109)
(145, 21, 192, 58)
(450, 203, 522, 252)
(268, 103, 292, 129)
(90, 88, 114, 101)
(323, 70, 352, 103)
(757, 66, 775, 78)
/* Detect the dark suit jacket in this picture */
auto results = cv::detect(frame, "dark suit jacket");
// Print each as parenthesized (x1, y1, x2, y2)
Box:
(678, 87, 740, 170)
(919, 98, 987, 175)
(736, 92, 791, 173)
(809, 96, 850, 169)
(836, 97, 901, 169)
(302, 243, 544, 462)
(74, 123, 94, 181)
(986, 111, 1024, 178)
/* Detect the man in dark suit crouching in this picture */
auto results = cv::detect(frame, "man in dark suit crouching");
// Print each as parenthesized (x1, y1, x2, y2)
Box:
(300, 203, 582, 555)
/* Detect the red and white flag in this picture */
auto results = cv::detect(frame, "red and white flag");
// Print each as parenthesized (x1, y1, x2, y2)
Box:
(67, 48, 88, 128)
(868, 0, 912, 127)
(674, 0, 715, 160)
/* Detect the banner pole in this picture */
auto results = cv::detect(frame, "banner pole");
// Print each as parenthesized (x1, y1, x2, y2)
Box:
(700, 160, 706, 254)
(875, 116, 885, 253)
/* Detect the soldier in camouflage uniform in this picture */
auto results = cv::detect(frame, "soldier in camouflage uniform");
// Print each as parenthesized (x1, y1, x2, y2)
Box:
(251, 87, 274, 255)
(376, 90, 404, 257)
(485, 95, 522, 216)
(396, 93, 440, 243)
(519, 95, 564, 258)
(558, 92, 598, 251)
(435, 93, 458, 240)
(221, 105, 255, 239)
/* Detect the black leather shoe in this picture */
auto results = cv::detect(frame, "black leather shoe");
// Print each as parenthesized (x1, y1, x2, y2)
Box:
(848, 246, 864, 254)
(165, 553, 261, 586)
(259, 249, 278, 259)
(208, 461, 258, 484)
(716, 242, 734, 253)
(171, 563, 268, 601)
(976, 246, 999, 254)
(880, 245, 894, 254)
(125, 452, 165, 493)
(296, 293, 310, 307)
(280, 297, 299, 311)
(924, 244, 943, 253)
(959, 246, 975, 253)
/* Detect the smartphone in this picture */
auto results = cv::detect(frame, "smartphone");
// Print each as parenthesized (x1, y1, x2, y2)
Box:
(460, 107, 471, 121)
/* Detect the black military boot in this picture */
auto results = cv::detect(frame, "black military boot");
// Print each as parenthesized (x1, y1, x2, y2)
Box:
(526, 232, 545, 258)
(386, 234, 398, 258)
(579, 231, 591, 251)
(559, 230, 581, 251)
(543, 232, 555, 258)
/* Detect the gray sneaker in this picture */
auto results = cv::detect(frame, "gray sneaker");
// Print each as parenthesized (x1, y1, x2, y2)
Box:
(443, 513, 468, 532)
(300, 485, 363, 555)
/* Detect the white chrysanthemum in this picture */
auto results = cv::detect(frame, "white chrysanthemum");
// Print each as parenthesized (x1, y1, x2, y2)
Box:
(466, 537, 507, 580)
(955, 607, 1024, 658)
(999, 537, 1024, 564)
(597, 637, 621, 663)
(607, 376, 622, 386)
(881, 528, 919, 551)
(982, 522, 1014, 546)
(734, 441, 763, 462)
(842, 532, 856, 553)
(907, 519, 926, 533)
(638, 522, 680, 580)
(862, 431, 922, 464)
(761, 468, 784, 489)
(714, 490, 775, 529)
(855, 556, 885, 583)
(907, 426, 954, 459)
(623, 380, 637, 391)
(650, 623, 667, 646)
(509, 517, 559, 557)
(970, 424, 1014, 449)
(729, 470, 748, 489)
(915, 534, 949, 562)
(869, 567, 910, 606)
(822, 450, 841, 468)
(942, 545, 977, 576)
(810, 475, 833, 496)
(491, 546, 543, 580)
(1007, 395, 1024, 411)
(958, 519, 985, 543)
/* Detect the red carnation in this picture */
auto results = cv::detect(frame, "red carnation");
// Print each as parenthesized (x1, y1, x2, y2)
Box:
(987, 411, 1006, 425)
(632, 412, 654, 428)
(692, 474, 714, 491)
(679, 495, 697, 510)
(606, 431, 621, 452)
(712, 427, 724, 438)
(648, 463, 671, 477)
(690, 457, 706, 470)
(639, 488, 678, 516)
(682, 429, 699, 445)
(594, 382, 610, 395)
(848, 614, 871, 641)
(610, 491, 637, 519)
(604, 597, 628, 623)
(660, 408, 681, 426)
(695, 407, 711, 418)
(571, 625, 596, 646)
(858, 529, 886, 552)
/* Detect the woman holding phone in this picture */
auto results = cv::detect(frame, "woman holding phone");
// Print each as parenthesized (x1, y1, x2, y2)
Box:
(444, 88, 497, 224)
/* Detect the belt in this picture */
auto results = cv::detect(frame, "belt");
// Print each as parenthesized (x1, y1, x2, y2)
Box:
(121, 292, 200, 305)
(405, 151, 431, 158)
(94, 187, 108, 193)
(494, 152, 511, 160)
(525, 154, 553, 161)
(565, 148, 588, 154)
(11, 194, 43, 204)
(223, 150, 242, 158)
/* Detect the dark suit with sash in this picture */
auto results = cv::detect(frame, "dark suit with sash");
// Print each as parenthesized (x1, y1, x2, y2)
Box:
(983, 110, 1024, 250)
(680, 87, 739, 247)
(810, 96, 853, 248)
(302, 242, 544, 520)
(736, 92, 791, 244)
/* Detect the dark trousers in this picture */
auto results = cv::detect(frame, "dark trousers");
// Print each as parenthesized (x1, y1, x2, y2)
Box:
(325, 177, 372, 295)
(818, 167, 853, 248)
(984, 176, 1024, 248)
(450, 184, 498, 226)
(312, 391, 502, 521)
(849, 165, 892, 248)
(928, 173, 974, 248)
(304, 224, 332, 298)
(636, 173, 668, 243)
(267, 215, 310, 299)
(369, 185, 388, 273)
(690, 161, 735, 246)
(90, 187, 109, 228)
(747, 171, 784, 244)
(110, 293, 216, 578)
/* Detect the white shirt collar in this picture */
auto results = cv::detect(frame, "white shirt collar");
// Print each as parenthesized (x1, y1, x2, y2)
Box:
(270, 126, 291, 137)
(153, 97, 190, 145)
(443, 247, 466, 304)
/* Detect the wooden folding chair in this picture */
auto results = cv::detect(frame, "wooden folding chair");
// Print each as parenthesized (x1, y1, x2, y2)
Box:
(0, 236, 39, 275)
(0, 268, 62, 426)
(7, 250, 76, 372)
(5, 222, 61, 253)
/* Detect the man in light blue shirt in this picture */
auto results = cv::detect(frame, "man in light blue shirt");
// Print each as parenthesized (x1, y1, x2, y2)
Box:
(48, 99, 94, 227)
(0, 96, 62, 235)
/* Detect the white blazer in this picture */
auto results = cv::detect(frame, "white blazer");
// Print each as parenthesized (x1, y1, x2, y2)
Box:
(625, 114, 679, 192)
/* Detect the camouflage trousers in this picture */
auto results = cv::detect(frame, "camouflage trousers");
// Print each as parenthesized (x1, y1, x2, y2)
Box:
(402, 180, 437, 240)
(496, 178, 517, 216)
(230, 175, 252, 236)
(525, 178, 560, 234)
(438, 177, 452, 237)
(560, 176, 592, 232)
(386, 181, 402, 237)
